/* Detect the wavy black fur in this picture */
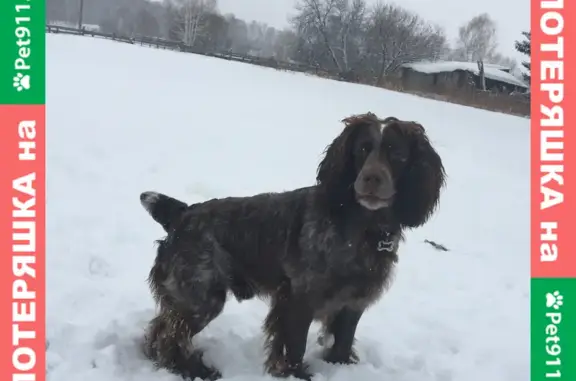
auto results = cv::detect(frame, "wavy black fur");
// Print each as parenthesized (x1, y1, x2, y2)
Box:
(140, 113, 446, 380)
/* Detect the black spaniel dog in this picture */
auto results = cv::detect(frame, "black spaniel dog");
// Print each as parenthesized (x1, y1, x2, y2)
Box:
(139, 113, 446, 381)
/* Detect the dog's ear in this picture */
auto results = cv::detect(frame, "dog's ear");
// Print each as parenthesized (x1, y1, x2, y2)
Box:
(393, 122, 446, 228)
(316, 113, 378, 211)
(316, 123, 357, 209)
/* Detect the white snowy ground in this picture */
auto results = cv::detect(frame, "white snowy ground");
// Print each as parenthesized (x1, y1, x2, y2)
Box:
(46, 34, 530, 381)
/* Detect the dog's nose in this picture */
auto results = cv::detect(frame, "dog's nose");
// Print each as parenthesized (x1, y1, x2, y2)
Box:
(362, 174, 382, 188)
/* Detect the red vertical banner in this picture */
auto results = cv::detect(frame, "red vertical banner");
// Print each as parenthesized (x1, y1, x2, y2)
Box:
(0, 105, 46, 381)
(531, 0, 576, 380)
(1, 0, 46, 379)
(531, 0, 576, 279)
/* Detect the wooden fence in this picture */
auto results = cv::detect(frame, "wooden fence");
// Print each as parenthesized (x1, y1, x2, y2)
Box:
(46, 24, 324, 75)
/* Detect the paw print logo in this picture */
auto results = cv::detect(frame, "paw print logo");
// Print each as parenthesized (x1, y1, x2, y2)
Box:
(546, 290, 564, 310)
(13, 73, 31, 92)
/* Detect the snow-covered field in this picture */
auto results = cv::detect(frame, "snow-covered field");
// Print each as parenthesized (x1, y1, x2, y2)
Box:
(46, 34, 530, 381)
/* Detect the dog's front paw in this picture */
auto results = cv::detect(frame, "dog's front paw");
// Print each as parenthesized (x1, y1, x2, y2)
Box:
(322, 347, 359, 365)
(201, 367, 222, 381)
(190, 360, 222, 381)
(267, 358, 313, 380)
(285, 364, 313, 381)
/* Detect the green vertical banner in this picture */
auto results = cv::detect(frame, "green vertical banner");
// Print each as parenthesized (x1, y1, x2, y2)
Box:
(0, 0, 46, 380)
(531, 279, 576, 380)
(531, 0, 575, 380)
(0, 0, 46, 104)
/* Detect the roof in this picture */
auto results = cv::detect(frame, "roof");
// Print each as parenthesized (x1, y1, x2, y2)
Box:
(402, 61, 528, 89)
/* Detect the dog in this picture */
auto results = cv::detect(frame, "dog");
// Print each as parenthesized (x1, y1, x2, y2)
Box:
(139, 113, 446, 381)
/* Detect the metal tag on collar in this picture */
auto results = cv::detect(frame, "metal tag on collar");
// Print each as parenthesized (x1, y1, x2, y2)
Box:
(377, 238, 394, 252)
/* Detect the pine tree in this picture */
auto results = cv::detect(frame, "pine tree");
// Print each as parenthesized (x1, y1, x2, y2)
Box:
(515, 31, 530, 82)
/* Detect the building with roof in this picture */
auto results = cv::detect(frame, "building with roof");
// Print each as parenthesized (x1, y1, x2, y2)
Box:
(398, 60, 529, 94)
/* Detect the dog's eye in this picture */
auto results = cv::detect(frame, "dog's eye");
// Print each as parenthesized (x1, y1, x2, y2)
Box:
(359, 143, 371, 155)
(388, 145, 408, 162)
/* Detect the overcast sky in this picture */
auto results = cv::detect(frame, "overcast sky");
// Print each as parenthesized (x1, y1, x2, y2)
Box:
(218, 0, 529, 60)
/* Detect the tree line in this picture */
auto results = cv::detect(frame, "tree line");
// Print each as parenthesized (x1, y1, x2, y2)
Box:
(47, 0, 531, 85)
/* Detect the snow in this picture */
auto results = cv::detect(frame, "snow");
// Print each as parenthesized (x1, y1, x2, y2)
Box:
(403, 60, 529, 89)
(47, 34, 529, 381)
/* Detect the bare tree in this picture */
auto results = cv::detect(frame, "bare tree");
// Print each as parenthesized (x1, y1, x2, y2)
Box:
(291, 0, 344, 71)
(329, 0, 367, 74)
(133, 7, 161, 36)
(200, 12, 229, 51)
(100, 5, 141, 36)
(167, 0, 217, 46)
(47, 0, 79, 24)
(454, 13, 498, 62)
(291, 0, 367, 73)
(272, 29, 298, 61)
(244, 21, 278, 57)
(226, 15, 250, 54)
(288, 0, 447, 83)
(364, 3, 447, 84)
(487, 52, 517, 70)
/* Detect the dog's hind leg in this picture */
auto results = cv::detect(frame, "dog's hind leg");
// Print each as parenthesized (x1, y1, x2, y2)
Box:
(318, 307, 363, 365)
(144, 306, 224, 380)
(144, 235, 228, 380)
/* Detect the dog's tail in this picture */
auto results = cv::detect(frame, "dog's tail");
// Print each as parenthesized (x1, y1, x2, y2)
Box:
(140, 191, 188, 232)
